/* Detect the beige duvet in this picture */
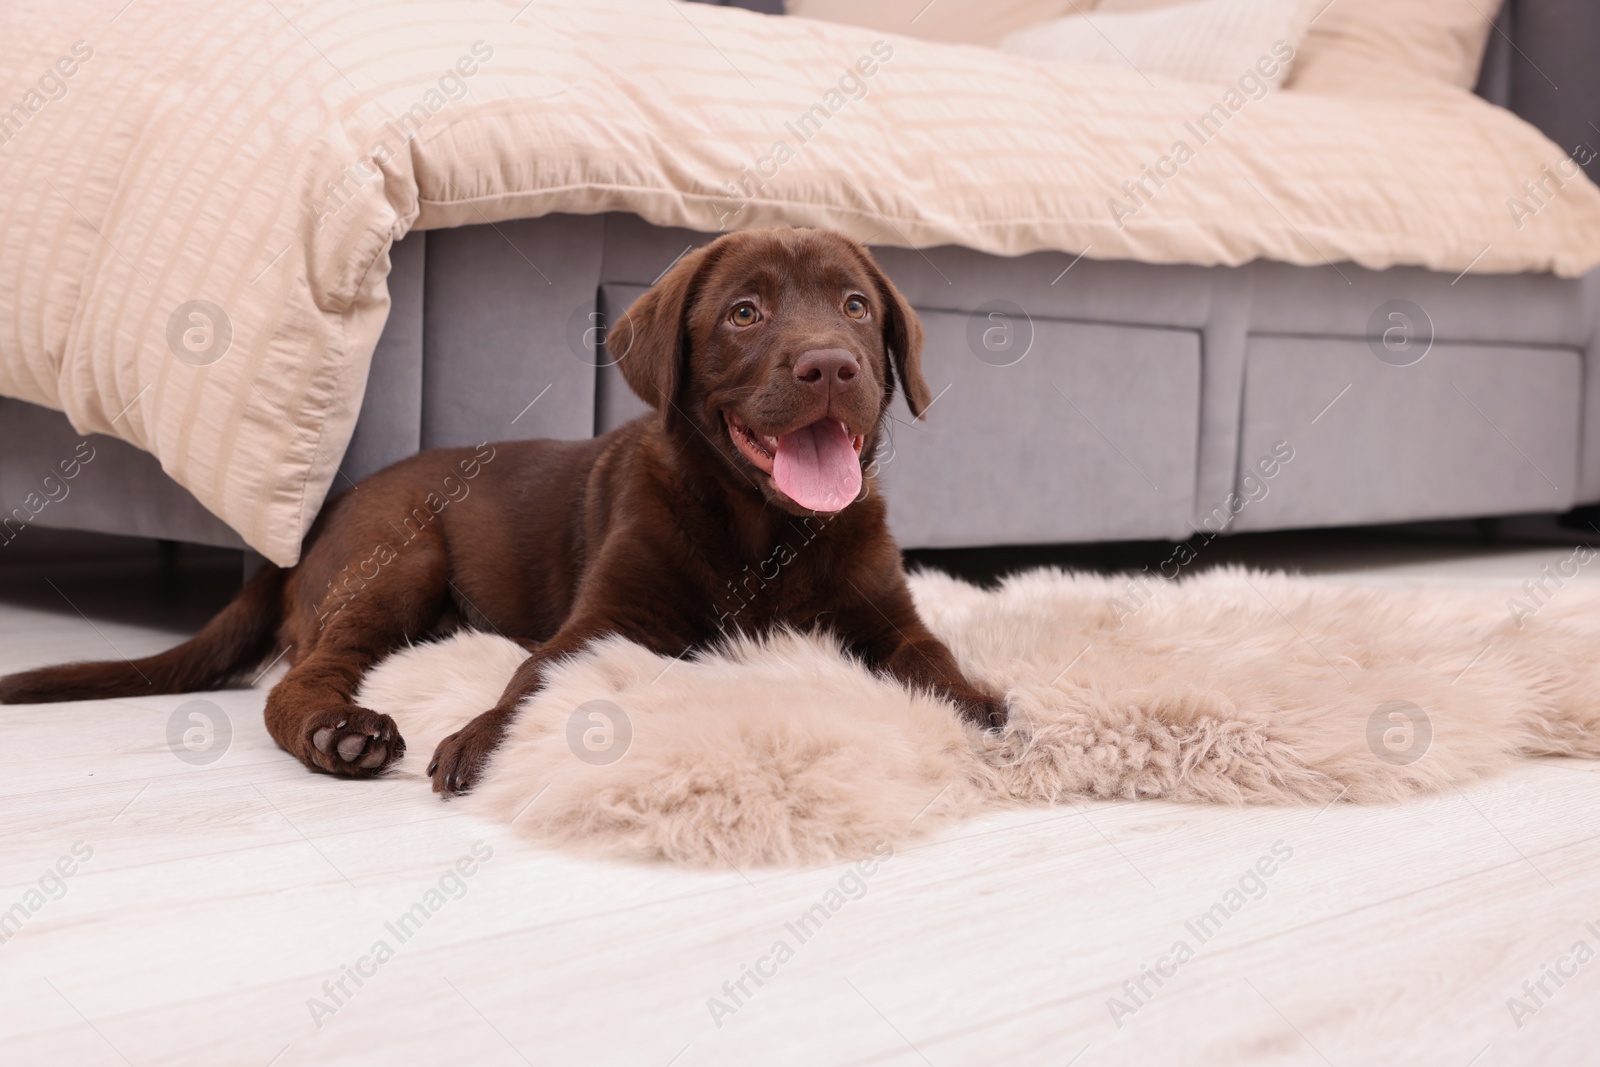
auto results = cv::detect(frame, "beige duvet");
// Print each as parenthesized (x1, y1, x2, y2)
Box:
(3, 0, 1598, 564)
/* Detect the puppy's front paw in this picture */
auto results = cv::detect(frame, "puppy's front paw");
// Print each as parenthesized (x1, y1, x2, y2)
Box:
(305, 706, 406, 777)
(950, 689, 1009, 731)
(427, 711, 509, 797)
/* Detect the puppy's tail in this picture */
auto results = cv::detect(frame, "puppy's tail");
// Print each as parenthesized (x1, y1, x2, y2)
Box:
(0, 563, 288, 704)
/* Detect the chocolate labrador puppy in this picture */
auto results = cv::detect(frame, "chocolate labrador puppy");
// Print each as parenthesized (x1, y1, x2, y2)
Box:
(0, 227, 1008, 794)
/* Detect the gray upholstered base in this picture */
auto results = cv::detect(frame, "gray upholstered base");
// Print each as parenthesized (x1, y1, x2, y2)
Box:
(4, 211, 1596, 553)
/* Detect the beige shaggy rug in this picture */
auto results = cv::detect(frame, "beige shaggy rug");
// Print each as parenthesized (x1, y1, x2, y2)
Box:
(355, 567, 1600, 868)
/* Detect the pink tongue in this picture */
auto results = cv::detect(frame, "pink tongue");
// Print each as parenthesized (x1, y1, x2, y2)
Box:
(772, 419, 861, 512)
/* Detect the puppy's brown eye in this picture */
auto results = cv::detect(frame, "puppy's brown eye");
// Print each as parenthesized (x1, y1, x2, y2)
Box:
(844, 296, 868, 319)
(730, 303, 760, 327)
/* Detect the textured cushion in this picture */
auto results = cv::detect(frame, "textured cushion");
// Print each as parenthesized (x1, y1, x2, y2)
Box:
(1001, 0, 1319, 85)
(786, 0, 1087, 47)
(1287, 0, 1506, 93)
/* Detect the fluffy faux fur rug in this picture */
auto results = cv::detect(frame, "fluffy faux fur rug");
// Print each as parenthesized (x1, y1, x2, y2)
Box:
(355, 567, 1600, 868)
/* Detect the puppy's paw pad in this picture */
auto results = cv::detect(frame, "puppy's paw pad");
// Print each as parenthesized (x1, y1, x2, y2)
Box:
(303, 706, 405, 778)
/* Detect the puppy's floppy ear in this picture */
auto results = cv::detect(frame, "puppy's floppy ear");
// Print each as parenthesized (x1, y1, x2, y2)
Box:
(864, 257, 931, 418)
(606, 244, 715, 411)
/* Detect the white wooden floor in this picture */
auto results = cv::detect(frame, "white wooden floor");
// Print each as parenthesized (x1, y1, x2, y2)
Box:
(2, 534, 1599, 1066)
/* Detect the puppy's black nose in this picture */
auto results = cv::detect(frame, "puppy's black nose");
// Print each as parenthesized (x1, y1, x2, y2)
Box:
(794, 349, 859, 389)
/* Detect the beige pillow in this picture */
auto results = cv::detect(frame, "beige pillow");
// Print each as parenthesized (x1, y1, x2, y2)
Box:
(1287, 0, 1506, 93)
(785, 0, 1093, 47)
(1001, 0, 1319, 85)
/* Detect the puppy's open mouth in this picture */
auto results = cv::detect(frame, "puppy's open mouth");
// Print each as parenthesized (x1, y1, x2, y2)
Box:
(725, 411, 865, 512)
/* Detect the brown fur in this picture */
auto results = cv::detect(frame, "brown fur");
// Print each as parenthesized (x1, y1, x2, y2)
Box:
(0, 228, 1006, 793)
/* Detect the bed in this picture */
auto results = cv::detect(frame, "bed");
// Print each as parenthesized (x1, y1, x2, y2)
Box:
(1, 0, 1596, 565)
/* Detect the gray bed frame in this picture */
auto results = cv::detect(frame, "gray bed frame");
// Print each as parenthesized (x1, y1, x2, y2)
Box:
(2, 0, 1596, 555)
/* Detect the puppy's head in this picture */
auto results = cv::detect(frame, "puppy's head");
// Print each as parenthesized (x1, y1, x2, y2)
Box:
(605, 227, 929, 515)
